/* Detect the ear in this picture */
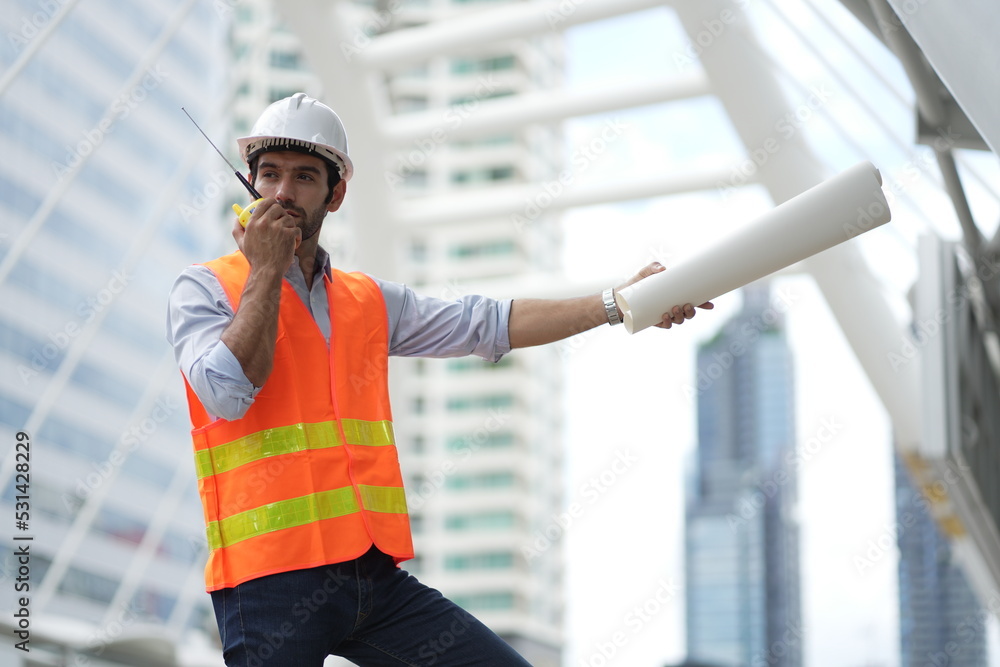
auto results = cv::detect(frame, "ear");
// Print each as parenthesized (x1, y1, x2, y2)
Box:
(326, 180, 348, 213)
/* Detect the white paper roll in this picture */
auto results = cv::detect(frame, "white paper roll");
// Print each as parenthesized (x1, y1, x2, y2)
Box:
(615, 160, 891, 333)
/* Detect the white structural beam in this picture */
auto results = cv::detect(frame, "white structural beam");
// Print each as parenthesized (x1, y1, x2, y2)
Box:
(0, 0, 82, 96)
(279, 0, 399, 280)
(358, 0, 670, 70)
(383, 73, 710, 147)
(395, 164, 734, 227)
(669, 0, 921, 444)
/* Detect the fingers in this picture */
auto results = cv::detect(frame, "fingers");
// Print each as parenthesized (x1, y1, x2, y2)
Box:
(655, 302, 713, 329)
(239, 198, 298, 269)
(641, 261, 665, 278)
(619, 261, 665, 291)
(660, 305, 687, 329)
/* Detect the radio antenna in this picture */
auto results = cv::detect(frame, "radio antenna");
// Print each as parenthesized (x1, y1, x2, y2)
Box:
(181, 107, 262, 200)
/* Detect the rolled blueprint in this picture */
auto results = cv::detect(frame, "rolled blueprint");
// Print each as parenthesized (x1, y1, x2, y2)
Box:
(615, 160, 891, 333)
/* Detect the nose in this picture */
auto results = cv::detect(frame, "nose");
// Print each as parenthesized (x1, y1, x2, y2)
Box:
(274, 174, 295, 204)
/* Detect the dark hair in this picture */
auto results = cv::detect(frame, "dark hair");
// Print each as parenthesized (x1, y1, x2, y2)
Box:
(248, 147, 342, 204)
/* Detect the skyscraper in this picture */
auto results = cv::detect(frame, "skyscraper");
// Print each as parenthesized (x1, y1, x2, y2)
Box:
(895, 453, 987, 666)
(0, 0, 228, 662)
(685, 283, 801, 667)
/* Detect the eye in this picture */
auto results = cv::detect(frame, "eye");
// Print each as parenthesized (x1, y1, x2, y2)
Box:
(261, 170, 278, 179)
(297, 173, 315, 182)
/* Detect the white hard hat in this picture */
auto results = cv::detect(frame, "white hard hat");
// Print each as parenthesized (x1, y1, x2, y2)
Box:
(237, 92, 354, 182)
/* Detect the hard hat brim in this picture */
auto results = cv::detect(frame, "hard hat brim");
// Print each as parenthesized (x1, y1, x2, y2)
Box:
(237, 135, 354, 182)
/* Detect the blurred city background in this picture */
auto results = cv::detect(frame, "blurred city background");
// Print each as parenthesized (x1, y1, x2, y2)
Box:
(1, 0, 998, 665)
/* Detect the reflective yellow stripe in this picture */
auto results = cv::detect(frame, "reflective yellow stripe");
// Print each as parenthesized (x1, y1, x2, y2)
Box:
(195, 419, 394, 479)
(341, 419, 395, 448)
(206, 485, 408, 550)
(359, 485, 408, 514)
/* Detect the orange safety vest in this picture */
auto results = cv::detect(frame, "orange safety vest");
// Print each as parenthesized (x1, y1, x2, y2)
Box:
(183, 251, 413, 591)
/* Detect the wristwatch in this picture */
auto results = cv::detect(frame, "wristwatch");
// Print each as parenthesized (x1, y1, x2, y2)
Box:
(602, 288, 622, 326)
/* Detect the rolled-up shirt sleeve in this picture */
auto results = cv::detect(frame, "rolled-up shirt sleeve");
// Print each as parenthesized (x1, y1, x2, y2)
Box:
(374, 278, 512, 362)
(165, 266, 259, 421)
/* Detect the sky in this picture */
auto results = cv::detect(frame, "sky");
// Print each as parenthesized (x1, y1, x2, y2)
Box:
(552, 2, 1000, 666)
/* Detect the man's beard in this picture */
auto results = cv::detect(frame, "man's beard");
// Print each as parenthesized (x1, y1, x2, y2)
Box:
(286, 202, 325, 241)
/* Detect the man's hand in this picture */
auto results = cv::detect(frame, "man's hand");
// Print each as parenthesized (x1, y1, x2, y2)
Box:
(221, 197, 300, 389)
(232, 197, 301, 272)
(617, 262, 714, 329)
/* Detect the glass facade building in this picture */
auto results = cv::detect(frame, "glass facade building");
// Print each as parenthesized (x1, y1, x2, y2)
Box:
(895, 454, 987, 666)
(0, 0, 228, 663)
(685, 284, 801, 667)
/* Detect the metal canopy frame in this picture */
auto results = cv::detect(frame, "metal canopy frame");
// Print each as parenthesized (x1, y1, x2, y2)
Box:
(275, 0, 1000, 596)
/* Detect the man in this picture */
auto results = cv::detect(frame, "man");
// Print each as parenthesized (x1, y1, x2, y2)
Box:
(167, 93, 710, 666)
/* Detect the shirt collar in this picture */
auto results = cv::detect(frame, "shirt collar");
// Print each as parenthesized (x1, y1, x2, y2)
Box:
(284, 245, 333, 283)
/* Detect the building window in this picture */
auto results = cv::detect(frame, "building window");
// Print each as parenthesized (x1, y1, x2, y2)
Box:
(452, 592, 516, 611)
(445, 394, 513, 412)
(132, 588, 177, 621)
(445, 510, 517, 531)
(269, 88, 300, 103)
(446, 356, 514, 373)
(94, 507, 147, 545)
(447, 239, 516, 259)
(444, 551, 514, 570)
(59, 566, 119, 604)
(450, 165, 517, 185)
(445, 432, 514, 451)
(446, 471, 516, 490)
(270, 50, 302, 70)
(451, 55, 516, 74)
(449, 90, 514, 106)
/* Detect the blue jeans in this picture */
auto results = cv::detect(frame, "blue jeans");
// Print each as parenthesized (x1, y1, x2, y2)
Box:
(210, 546, 532, 666)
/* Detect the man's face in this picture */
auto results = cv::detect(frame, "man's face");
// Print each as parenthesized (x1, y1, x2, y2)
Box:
(252, 151, 346, 241)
